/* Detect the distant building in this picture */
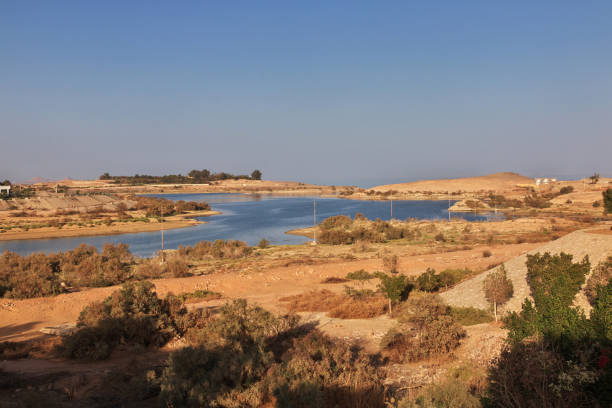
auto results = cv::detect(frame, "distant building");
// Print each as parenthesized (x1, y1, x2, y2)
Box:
(534, 177, 558, 187)
(0, 185, 10, 196)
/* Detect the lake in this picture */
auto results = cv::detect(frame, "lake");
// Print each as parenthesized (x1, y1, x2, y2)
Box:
(0, 194, 502, 257)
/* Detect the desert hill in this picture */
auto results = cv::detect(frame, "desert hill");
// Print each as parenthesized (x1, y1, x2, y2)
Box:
(372, 172, 534, 193)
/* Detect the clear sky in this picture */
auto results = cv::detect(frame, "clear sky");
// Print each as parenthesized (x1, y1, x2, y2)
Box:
(1, 1, 611, 187)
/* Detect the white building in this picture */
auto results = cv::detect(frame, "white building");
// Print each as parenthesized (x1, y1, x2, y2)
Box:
(0, 186, 10, 196)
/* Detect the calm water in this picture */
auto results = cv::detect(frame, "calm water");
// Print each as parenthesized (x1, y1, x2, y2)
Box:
(0, 194, 502, 257)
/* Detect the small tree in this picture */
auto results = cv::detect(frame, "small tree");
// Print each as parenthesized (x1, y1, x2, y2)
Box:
(603, 188, 612, 214)
(250, 169, 262, 180)
(376, 272, 409, 315)
(416, 268, 441, 292)
(346, 269, 374, 287)
(257, 238, 270, 249)
(483, 265, 514, 321)
(590, 173, 600, 184)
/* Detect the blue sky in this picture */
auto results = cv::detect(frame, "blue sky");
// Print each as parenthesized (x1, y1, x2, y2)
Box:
(1, 1, 611, 187)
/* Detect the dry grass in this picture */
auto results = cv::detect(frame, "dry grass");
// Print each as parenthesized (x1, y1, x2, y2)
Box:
(279, 289, 387, 319)
(0, 337, 62, 360)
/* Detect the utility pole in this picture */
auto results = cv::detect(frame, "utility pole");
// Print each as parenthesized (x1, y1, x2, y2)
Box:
(313, 200, 317, 243)
(448, 198, 451, 221)
(160, 204, 165, 262)
(390, 199, 393, 221)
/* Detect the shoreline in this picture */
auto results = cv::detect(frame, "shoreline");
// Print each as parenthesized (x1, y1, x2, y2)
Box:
(0, 210, 221, 242)
(143, 189, 482, 205)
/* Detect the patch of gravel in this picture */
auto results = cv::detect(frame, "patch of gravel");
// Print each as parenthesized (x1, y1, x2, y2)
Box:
(440, 229, 612, 314)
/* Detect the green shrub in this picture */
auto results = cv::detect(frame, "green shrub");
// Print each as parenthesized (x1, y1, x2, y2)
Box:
(505, 253, 590, 345)
(559, 186, 574, 195)
(489, 252, 612, 407)
(526, 252, 589, 309)
(375, 272, 412, 314)
(345, 269, 374, 281)
(438, 268, 472, 288)
(590, 279, 612, 343)
(413, 267, 472, 293)
(415, 268, 442, 292)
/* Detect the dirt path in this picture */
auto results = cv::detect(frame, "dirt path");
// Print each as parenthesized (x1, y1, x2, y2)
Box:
(0, 243, 537, 343)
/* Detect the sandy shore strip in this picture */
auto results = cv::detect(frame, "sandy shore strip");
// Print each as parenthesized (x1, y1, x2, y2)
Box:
(0, 210, 220, 241)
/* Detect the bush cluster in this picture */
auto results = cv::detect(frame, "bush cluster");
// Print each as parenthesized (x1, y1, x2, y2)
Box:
(489, 252, 612, 406)
(523, 193, 552, 209)
(132, 196, 210, 217)
(381, 294, 466, 362)
(177, 239, 252, 260)
(0, 238, 258, 299)
(58, 281, 206, 360)
(317, 215, 415, 245)
(100, 168, 262, 184)
(134, 256, 190, 279)
(413, 267, 472, 292)
(158, 299, 384, 407)
(0, 243, 134, 298)
(485, 193, 523, 209)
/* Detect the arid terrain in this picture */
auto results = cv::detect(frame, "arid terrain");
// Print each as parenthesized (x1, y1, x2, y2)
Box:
(1, 173, 611, 406)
